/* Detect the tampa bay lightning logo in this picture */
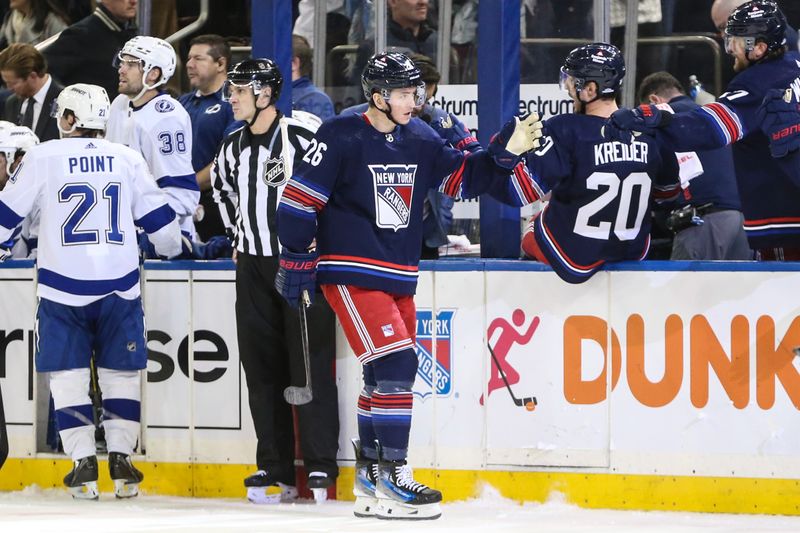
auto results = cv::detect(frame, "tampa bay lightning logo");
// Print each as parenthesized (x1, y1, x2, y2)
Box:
(204, 103, 222, 114)
(413, 309, 455, 400)
(368, 164, 417, 231)
(155, 99, 175, 113)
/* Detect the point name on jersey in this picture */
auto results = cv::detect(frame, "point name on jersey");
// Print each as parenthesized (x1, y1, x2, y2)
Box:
(594, 140, 649, 166)
(68, 155, 114, 174)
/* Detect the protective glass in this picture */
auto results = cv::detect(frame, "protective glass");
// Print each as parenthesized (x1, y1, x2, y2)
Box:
(113, 52, 144, 70)
(384, 83, 426, 107)
(723, 34, 754, 54)
(558, 68, 573, 93)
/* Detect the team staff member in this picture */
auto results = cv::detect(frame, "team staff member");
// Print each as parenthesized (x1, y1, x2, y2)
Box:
(212, 59, 339, 503)
(179, 34, 239, 242)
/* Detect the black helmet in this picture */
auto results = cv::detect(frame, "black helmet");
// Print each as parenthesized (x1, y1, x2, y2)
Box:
(725, 0, 787, 53)
(361, 51, 426, 105)
(224, 58, 283, 104)
(560, 42, 625, 95)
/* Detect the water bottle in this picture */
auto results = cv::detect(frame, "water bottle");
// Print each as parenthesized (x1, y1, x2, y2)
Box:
(689, 75, 716, 105)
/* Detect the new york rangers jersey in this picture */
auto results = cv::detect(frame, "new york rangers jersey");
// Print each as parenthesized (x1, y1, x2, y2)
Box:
(653, 52, 800, 249)
(106, 92, 200, 235)
(507, 113, 680, 283)
(0, 138, 181, 306)
(277, 113, 521, 295)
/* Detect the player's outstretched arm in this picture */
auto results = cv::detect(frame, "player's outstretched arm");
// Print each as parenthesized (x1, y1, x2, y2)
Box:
(428, 112, 481, 153)
(488, 114, 544, 169)
(758, 88, 800, 158)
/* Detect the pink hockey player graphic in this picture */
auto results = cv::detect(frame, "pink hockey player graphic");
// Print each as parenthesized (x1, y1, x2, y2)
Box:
(482, 309, 540, 405)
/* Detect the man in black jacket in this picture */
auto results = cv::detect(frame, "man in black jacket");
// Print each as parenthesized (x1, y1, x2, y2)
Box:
(0, 43, 62, 142)
(43, 0, 137, 100)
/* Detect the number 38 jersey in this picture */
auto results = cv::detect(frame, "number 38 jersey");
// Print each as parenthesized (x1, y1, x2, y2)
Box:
(516, 113, 680, 283)
(0, 138, 180, 306)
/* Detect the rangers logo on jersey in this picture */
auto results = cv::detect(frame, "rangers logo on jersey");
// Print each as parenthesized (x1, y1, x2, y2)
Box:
(413, 308, 455, 400)
(368, 163, 417, 230)
(263, 157, 286, 187)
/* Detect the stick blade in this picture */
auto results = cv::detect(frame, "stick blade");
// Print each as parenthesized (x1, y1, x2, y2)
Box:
(284, 386, 313, 406)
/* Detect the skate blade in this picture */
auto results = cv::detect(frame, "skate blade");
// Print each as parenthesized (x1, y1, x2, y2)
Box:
(68, 481, 99, 501)
(376, 500, 442, 520)
(311, 487, 328, 504)
(114, 479, 140, 499)
(353, 495, 378, 517)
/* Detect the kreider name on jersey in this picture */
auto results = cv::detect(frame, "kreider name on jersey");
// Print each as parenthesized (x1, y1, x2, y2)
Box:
(593, 140, 649, 166)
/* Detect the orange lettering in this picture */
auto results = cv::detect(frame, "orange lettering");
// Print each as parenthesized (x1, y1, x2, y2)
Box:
(563, 316, 620, 404)
(690, 315, 749, 409)
(627, 314, 683, 407)
(756, 316, 800, 410)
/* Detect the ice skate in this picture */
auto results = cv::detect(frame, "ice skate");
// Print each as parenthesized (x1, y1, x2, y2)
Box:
(375, 459, 442, 520)
(109, 452, 144, 498)
(63, 455, 99, 500)
(307, 471, 334, 503)
(244, 470, 298, 504)
(351, 439, 379, 518)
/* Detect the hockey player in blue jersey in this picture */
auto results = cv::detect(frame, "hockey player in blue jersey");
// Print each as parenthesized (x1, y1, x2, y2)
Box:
(0, 83, 182, 500)
(507, 43, 680, 283)
(274, 51, 542, 520)
(604, 1, 800, 259)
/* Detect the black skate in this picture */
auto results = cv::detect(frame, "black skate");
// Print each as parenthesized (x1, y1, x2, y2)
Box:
(307, 471, 334, 504)
(351, 439, 379, 518)
(244, 470, 297, 504)
(109, 452, 144, 498)
(63, 455, 99, 500)
(375, 459, 442, 520)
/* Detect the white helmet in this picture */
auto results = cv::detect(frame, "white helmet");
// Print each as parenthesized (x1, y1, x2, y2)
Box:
(117, 36, 177, 89)
(52, 83, 111, 135)
(0, 126, 39, 175)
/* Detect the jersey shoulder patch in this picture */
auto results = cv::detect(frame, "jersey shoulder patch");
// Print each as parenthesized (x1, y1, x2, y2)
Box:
(155, 99, 175, 113)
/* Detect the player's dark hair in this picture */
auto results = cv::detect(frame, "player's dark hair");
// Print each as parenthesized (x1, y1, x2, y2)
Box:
(638, 71, 686, 103)
(189, 34, 232, 71)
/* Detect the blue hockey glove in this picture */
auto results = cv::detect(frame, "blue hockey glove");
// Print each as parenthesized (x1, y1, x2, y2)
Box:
(274, 249, 318, 308)
(488, 114, 543, 169)
(757, 88, 800, 158)
(602, 104, 673, 143)
(192, 235, 233, 259)
(430, 113, 481, 152)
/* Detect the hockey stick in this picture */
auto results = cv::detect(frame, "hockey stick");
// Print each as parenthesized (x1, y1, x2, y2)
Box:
(284, 290, 313, 405)
(0, 379, 8, 469)
(486, 341, 537, 410)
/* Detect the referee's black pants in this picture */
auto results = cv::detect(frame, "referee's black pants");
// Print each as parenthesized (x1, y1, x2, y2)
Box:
(235, 253, 340, 484)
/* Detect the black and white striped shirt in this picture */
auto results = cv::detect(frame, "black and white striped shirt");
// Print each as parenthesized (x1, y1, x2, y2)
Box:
(211, 112, 318, 256)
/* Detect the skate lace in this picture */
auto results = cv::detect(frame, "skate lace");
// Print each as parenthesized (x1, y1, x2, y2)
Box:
(395, 464, 426, 492)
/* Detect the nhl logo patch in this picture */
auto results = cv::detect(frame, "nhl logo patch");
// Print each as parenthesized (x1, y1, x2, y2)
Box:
(368, 163, 417, 231)
(262, 158, 286, 187)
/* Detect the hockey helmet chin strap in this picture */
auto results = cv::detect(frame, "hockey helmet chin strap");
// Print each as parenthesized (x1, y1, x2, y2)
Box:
(375, 90, 402, 126)
(248, 84, 275, 127)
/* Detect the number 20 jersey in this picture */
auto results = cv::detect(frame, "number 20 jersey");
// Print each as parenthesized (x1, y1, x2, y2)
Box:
(522, 113, 680, 283)
(0, 138, 179, 305)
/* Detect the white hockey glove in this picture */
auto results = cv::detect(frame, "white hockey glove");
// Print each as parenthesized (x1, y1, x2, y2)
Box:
(488, 114, 544, 168)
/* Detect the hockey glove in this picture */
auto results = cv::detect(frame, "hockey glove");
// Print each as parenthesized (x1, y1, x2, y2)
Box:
(192, 235, 234, 259)
(430, 113, 481, 152)
(757, 88, 800, 158)
(274, 249, 318, 308)
(488, 114, 544, 169)
(602, 104, 673, 144)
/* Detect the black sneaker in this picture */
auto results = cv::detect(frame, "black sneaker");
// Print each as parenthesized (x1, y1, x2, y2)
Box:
(244, 470, 297, 504)
(109, 452, 144, 498)
(63, 456, 99, 500)
(375, 460, 442, 520)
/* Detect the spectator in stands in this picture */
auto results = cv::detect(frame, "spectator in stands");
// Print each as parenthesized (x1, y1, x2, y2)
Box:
(387, 0, 437, 59)
(711, 0, 798, 51)
(0, 0, 69, 47)
(639, 71, 752, 260)
(291, 34, 334, 121)
(0, 43, 62, 142)
(43, 0, 137, 100)
(178, 34, 237, 242)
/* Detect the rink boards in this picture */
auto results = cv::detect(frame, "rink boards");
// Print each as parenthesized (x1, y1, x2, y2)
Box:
(1, 259, 800, 515)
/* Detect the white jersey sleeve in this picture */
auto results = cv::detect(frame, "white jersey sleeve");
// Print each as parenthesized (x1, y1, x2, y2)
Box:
(0, 153, 44, 244)
(105, 94, 134, 146)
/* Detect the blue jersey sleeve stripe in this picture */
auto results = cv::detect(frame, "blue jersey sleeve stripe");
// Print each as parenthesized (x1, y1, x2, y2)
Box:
(0, 200, 24, 229)
(157, 173, 201, 191)
(38, 268, 140, 296)
(136, 204, 177, 233)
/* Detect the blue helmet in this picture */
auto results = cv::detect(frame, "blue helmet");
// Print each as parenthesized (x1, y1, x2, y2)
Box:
(560, 42, 625, 96)
(361, 51, 426, 105)
(725, 1, 787, 53)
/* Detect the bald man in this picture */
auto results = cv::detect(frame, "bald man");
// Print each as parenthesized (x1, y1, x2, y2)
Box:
(711, 0, 798, 51)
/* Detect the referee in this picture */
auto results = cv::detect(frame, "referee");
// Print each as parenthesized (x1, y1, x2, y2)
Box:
(212, 59, 339, 502)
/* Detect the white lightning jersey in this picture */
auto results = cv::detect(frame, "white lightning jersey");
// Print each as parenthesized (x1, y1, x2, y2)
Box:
(106, 93, 200, 235)
(0, 138, 181, 306)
